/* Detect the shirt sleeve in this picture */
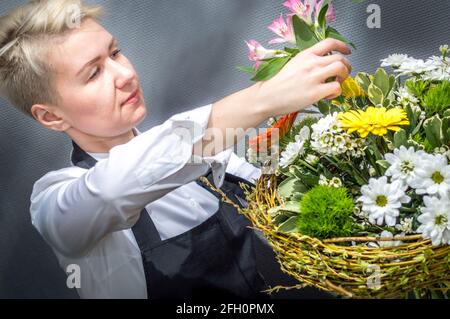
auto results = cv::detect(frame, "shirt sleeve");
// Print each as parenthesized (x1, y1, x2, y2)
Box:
(30, 104, 232, 258)
(225, 152, 262, 184)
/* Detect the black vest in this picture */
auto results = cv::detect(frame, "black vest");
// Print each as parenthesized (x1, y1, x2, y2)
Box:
(71, 141, 268, 299)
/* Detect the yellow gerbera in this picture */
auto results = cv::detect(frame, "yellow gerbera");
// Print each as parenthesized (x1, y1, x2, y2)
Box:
(341, 77, 365, 99)
(338, 107, 410, 138)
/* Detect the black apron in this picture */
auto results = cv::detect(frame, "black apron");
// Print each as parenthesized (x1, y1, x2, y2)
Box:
(70, 141, 268, 299)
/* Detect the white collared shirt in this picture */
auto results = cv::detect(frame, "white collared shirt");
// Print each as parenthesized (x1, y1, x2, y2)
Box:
(29, 104, 261, 299)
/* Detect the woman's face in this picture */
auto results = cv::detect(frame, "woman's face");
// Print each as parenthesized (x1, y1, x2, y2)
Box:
(44, 18, 147, 139)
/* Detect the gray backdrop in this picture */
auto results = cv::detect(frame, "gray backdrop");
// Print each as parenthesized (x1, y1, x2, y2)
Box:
(0, 0, 449, 298)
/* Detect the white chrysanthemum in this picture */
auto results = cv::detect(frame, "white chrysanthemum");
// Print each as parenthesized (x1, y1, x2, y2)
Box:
(395, 58, 436, 76)
(417, 195, 450, 246)
(380, 54, 410, 67)
(358, 176, 411, 226)
(385, 146, 425, 186)
(422, 68, 450, 81)
(305, 154, 319, 165)
(311, 113, 338, 137)
(395, 86, 419, 107)
(420, 56, 450, 81)
(279, 126, 310, 168)
(409, 154, 450, 196)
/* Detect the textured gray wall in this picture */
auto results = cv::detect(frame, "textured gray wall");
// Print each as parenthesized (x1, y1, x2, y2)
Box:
(0, 0, 449, 298)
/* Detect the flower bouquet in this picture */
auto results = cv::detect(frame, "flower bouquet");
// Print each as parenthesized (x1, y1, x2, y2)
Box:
(236, 0, 450, 298)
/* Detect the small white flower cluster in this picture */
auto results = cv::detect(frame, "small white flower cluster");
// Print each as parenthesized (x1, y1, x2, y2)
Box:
(381, 47, 450, 81)
(395, 86, 419, 109)
(395, 217, 414, 234)
(279, 126, 310, 168)
(318, 175, 343, 188)
(310, 113, 365, 157)
(358, 146, 450, 246)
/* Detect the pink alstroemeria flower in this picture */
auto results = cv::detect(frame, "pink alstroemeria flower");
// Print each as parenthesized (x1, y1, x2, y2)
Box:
(283, 0, 314, 24)
(268, 15, 296, 45)
(246, 40, 287, 70)
(315, 0, 336, 24)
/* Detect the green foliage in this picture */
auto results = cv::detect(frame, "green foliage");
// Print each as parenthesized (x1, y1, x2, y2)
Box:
(251, 56, 291, 81)
(292, 15, 320, 50)
(422, 114, 450, 148)
(356, 68, 398, 107)
(297, 185, 356, 239)
(280, 116, 318, 149)
(405, 79, 430, 98)
(325, 26, 356, 49)
(422, 81, 450, 116)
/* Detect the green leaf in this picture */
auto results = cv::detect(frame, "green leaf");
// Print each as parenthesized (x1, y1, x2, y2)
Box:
(442, 116, 450, 144)
(355, 72, 371, 93)
(278, 177, 308, 199)
(236, 66, 255, 74)
(394, 129, 407, 148)
(293, 15, 320, 50)
(404, 104, 419, 132)
(423, 115, 443, 148)
(376, 160, 390, 170)
(284, 47, 300, 56)
(368, 83, 384, 106)
(251, 56, 290, 81)
(290, 165, 319, 187)
(278, 177, 297, 199)
(373, 68, 390, 97)
(272, 213, 291, 226)
(318, 3, 329, 30)
(277, 216, 299, 233)
(317, 99, 331, 115)
(326, 27, 356, 49)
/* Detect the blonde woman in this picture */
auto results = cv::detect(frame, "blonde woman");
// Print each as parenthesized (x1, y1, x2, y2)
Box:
(0, 0, 351, 299)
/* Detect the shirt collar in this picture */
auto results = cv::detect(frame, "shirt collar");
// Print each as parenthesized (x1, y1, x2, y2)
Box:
(82, 127, 141, 162)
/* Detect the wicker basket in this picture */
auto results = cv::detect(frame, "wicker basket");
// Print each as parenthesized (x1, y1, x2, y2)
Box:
(201, 175, 450, 298)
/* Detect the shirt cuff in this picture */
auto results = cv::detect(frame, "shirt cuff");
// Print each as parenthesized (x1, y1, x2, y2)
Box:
(168, 104, 232, 188)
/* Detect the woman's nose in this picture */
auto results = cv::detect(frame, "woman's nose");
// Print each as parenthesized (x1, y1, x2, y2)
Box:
(112, 60, 136, 89)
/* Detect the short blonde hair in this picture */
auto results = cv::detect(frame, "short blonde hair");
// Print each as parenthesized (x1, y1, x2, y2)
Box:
(0, 0, 103, 118)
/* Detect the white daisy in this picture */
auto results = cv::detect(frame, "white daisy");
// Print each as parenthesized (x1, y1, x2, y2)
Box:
(384, 146, 425, 186)
(358, 176, 411, 226)
(395, 58, 436, 76)
(417, 195, 450, 246)
(279, 126, 310, 168)
(409, 154, 450, 196)
(380, 54, 410, 67)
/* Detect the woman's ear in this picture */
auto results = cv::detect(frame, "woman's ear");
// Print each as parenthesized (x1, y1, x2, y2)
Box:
(30, 104, 71, 132)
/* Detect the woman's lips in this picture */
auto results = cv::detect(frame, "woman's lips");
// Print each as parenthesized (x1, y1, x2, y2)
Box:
(121, 89, 140, 106)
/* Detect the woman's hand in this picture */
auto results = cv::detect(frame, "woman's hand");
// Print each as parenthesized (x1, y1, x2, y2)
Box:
(255, 38, 352, 117)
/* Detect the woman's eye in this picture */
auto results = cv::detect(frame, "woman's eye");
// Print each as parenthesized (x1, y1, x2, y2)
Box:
(89, 67, 100, 80)
(88, 49, 122, 81)
(112, 49, 122, 59)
